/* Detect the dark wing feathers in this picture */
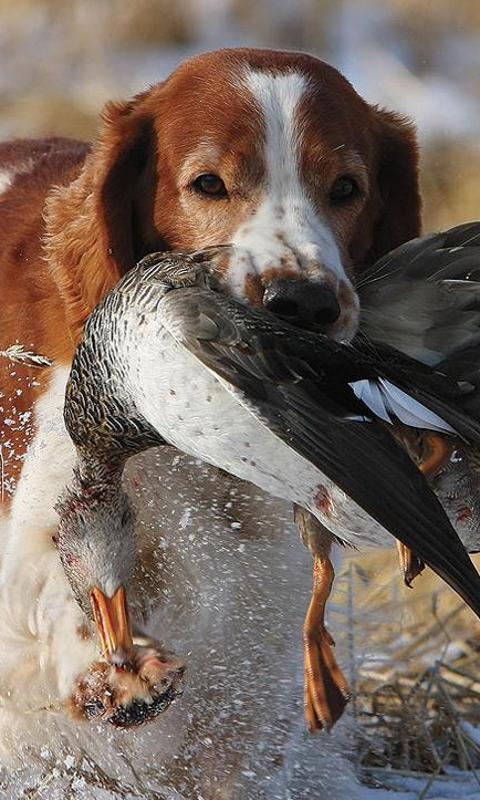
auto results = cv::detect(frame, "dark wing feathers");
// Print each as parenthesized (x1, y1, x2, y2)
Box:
(359, 221, 480, 366)
(360, 221, 480, 283)
(161, 289, 480, 618)
(442, 221, 480, 249)
(274, 384, 480, 615)
(357, 220, 480, 430)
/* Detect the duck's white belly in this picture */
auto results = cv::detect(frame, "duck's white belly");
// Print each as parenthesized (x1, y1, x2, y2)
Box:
(127, 329, 392, 549)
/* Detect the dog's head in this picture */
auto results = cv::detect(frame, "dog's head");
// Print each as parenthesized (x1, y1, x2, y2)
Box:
(48, 48, 421, 342)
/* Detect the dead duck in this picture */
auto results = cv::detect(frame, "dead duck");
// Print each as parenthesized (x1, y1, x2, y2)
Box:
(56, 247, 480, 734)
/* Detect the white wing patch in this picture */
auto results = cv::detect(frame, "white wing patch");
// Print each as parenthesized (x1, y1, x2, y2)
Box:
(349, 378, 456, 434)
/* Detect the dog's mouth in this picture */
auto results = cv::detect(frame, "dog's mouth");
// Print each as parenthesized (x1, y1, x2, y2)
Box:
(186, 245, 359, 339)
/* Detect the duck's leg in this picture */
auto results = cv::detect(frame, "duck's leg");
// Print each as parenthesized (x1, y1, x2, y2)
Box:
(294, 506, 350, 732)
(396, 433, 453, 587)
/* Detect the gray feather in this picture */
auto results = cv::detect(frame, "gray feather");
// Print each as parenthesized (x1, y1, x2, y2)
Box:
(359, 221, 480, 366)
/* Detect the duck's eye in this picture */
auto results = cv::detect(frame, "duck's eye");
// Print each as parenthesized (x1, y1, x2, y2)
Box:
(121, 509, 131, 527)
(193, 174, 227, 198)
(329, 176, 360, 206)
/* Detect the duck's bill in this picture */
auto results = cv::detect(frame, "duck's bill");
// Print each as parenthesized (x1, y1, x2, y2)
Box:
(90, 585, 135, 668)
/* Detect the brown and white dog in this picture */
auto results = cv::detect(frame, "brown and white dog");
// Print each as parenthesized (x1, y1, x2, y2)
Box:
(0, 48, 421, 781)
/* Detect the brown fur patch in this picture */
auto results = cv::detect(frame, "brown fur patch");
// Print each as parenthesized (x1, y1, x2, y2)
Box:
(245, 273, 264, 307)
(260, 266, 303, 286)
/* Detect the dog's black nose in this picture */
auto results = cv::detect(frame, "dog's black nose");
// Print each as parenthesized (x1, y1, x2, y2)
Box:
(263, 278, 341, 329)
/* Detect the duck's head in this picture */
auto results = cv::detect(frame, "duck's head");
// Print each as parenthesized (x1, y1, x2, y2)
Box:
(55, 474, 137, 667)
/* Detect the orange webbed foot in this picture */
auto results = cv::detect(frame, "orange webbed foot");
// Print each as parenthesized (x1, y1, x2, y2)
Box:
(303, 624, 350, 731)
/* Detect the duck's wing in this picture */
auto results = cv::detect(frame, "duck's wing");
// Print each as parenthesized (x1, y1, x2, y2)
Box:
(436, 344, 480, 421)
(160, 288, 480, 619)
(359, 222, 480, 366)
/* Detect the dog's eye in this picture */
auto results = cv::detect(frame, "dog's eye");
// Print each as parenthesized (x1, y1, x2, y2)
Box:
(193, 174, 227, 198)
(329, 176, 359, 206)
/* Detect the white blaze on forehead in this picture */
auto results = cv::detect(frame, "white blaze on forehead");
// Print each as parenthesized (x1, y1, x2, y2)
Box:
(244, 70, 307, 196)
(230, 69, 348, 286)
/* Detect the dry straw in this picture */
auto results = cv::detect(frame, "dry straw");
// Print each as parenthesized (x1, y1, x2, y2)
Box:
(335, 556, 480, 792)
(0, 344, 53, 368)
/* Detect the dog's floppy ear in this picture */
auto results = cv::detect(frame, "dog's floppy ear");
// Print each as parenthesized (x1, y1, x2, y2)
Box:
(45, 95, 164, 343)
(97, 97, 165, 272)
(352, 110, 422, 271)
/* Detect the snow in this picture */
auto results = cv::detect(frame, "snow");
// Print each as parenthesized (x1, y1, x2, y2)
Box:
(462, 722, 480, 749)
(362, 770, 480, 799)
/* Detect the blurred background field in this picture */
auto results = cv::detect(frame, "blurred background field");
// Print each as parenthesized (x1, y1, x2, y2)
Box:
(1, 0, 479, 230)
(1, 0, 480, 794)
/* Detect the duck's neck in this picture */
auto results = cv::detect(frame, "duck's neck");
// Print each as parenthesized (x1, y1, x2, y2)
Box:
(59, 449, 130, 531)
(65, 315, 165, 462)
(73, 449, 126, 495)
(56, 446, 137, 613)
(64, 259, 177, 465)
